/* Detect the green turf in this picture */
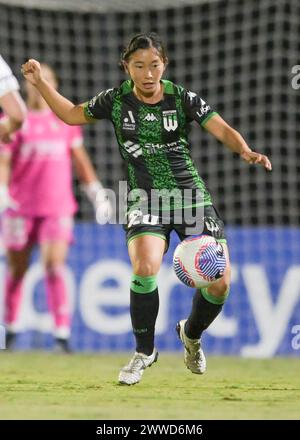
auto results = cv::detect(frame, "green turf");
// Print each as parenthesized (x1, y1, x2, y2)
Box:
(0, 353, 299, 419)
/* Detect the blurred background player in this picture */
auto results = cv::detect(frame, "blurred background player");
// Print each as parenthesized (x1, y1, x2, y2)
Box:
(0, 54, 27, 206)
(0, 63, 111, 352)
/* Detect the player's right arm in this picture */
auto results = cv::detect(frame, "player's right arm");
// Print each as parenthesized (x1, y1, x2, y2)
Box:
(21, 59, 91, 126)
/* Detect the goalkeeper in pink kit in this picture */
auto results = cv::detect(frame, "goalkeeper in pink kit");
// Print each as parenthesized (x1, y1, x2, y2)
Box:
(0, 64, 111, 351)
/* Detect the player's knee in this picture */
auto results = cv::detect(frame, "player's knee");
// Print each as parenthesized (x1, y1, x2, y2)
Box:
(132, 259, 160, 277)
(44, 263, 64, 278)
(7, 260, 28, 279)
(9, 266, 27, 280)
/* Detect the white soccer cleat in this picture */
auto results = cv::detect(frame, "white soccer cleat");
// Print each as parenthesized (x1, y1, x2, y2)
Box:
(118, 349, 159, 385)
(176, 319, 206, 374)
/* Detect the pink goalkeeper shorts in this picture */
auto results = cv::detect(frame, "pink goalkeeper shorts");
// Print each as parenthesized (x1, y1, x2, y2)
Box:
(1, 212, 74, 250)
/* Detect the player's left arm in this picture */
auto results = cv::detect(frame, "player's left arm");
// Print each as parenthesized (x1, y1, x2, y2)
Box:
(203, 113, 272, 171)
(72, 144, 98, 185)
(72, 145, 112, 222)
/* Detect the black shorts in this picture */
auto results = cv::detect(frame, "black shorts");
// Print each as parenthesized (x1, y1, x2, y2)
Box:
(124, 204, 226, 250)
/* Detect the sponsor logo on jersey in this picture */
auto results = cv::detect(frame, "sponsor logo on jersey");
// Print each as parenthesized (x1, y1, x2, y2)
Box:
(123, 140, 142, 158)
(123, 140, 183, 158)
(162, 110, 178, 131)
(123, 111, 136, 131)
(145, 140, 182, 154)
(187, 90, 197, 101)
(196, 98, 210, 119)
(143, 113, 158, 122)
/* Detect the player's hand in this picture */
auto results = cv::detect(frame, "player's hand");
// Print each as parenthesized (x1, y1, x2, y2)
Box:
(95, 194, 113, 225)
(21, 59, 42, 86)
(81, 181, 113, 224)
(0, 185, 18, 213)
(240, 151, 272, 171)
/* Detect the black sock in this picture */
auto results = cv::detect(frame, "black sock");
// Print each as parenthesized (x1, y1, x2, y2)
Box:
(5, 331, 17, 349)
(130, 288, 159, 355)
(185, 289, 224, 339)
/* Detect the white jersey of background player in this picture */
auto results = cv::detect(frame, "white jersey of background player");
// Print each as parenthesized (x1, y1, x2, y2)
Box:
(0, 55, 27, 142)
(0, 55, 27, 209)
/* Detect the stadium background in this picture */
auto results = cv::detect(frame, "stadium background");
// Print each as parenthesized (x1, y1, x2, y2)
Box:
(0, 0, 299, 356)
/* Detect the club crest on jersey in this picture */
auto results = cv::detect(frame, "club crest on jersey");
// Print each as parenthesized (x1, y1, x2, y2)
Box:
(162, 110, 178, 132)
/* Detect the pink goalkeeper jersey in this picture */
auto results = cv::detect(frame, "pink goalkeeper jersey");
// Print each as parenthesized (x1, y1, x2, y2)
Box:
(1, 109, 83, 216)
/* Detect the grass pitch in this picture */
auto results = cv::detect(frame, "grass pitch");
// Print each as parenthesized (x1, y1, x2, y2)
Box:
(0, 353, 299, 420)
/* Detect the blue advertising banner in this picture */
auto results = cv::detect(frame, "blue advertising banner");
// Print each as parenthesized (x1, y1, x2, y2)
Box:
(1, 224, 300, 357)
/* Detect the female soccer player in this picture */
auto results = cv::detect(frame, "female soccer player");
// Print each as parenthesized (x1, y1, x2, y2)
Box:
(21, 33, 271, 380)
(0, 64, 111, 352)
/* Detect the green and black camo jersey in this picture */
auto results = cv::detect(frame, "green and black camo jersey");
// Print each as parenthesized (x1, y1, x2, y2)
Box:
(84, 79, 218, 210)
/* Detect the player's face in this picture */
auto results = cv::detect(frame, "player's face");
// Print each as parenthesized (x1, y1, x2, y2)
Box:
(125, 47, 166, 96)
(25, 64, 58, 101)
(41, 65, 58, 89)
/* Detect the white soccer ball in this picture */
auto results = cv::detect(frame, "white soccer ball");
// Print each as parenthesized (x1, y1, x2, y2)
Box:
(173, 234, 226, 288)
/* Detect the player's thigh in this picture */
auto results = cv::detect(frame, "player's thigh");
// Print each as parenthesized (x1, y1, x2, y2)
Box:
(1, 212, 35, 251)
(207, 242, 231, 296)
(39, 215, 73, 269)
(128, 234, 166, 276)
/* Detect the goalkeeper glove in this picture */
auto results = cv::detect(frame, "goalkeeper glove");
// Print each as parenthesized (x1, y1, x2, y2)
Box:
(81, 181, 113, 224)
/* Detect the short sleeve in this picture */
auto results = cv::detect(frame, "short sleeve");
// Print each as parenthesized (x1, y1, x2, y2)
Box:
(68, 125, 84, 149)
(83, 88, 115, 121)
(181, 88, 218, 127)
(0, 56, 19, 98)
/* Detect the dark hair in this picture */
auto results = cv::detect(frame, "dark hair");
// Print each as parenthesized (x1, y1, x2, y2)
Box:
(120, 32, 168, 68)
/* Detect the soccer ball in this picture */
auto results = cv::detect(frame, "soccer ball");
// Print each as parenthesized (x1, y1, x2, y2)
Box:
(173, 234, 226, 288)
